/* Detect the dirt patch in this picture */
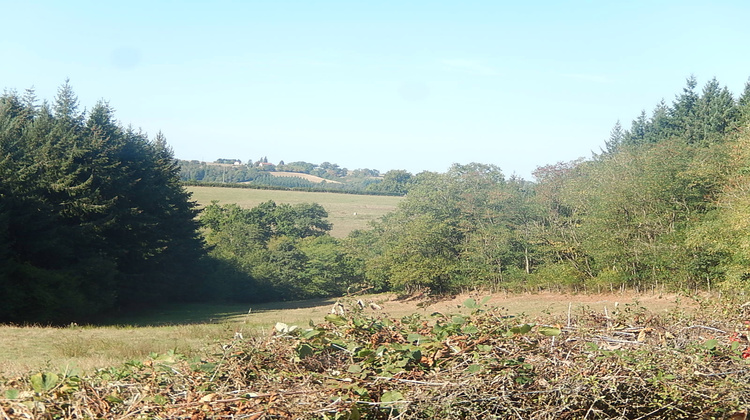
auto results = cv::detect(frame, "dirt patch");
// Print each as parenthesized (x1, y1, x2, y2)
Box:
(229, 291, 695, 331)
(376, 291, 691, 319)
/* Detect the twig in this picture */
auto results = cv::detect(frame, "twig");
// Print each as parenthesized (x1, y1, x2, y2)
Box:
(682, 325, 727, 334)
(352, 400, 412, 406)
(694, 369, 748, 377)
(593, 335, 645, 345)
(633, 402, 674, 419)
(0, 404, 11, 420)
(374, 376, 448, 386)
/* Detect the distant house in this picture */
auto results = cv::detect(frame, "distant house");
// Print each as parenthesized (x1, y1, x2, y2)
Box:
(233, 160, 242, 165)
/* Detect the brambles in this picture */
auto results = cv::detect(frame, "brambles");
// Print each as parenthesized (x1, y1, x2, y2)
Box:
(1, 296, 750, 418)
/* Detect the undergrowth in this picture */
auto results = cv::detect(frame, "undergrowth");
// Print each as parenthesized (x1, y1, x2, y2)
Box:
(2, 296, 750, 419)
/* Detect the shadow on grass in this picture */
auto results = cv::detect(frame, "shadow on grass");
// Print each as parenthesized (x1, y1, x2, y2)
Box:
(94, 297, 339, 327)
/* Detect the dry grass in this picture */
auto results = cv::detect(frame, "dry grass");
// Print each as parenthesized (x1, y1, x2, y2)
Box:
(0, 291, 689, 379)
(0, 323, 235, 378)
(2, 291, 748, 419)
(186, 186, 402, 237)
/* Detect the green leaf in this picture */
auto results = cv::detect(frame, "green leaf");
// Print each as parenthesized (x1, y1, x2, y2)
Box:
(538, 326, 562, 336)
(477, 344, 493, 352)
(30, 372, 59, 393)
(380, 390, 404, 403)
(297, 343, 315, 359)
(463, 298, 478, 309)
(300, 328, 321, 339)
(357, 348, 374, 358)
(195, 362, 217, 373)
(703, 338, 719, 350)
(462, 325, 478, 334)
(347, 364, 363, 374)
(324, 314, 347, 326)
(508, 324, 534, 336)
(452, 315, 467, 325)
(105, 394, 124, 404)
(467, 364, 482, 373)
(376, 346, 388, 357)
(348, 404, 362, 420)
(151, 394, 168, 405)
(4, 389, 19, 399)
(407, 333, 427, 343)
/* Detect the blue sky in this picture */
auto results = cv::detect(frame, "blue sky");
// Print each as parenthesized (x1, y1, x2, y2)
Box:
(3, 1, 750, 179)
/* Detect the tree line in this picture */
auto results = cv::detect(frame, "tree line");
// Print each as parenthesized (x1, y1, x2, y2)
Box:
(204, 76, 750, 299)
(343, 76, 750, 293)
(4, 76, 750, 323)
(178, 159, 414, 195)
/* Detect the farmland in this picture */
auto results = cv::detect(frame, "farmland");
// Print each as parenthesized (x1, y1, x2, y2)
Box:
(187, 185, 403, 237)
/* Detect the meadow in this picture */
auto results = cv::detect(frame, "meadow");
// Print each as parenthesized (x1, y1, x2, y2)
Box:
(6, 291, 749, 419)
(187, 186, 403, 237)
(0, 291, 684, 378)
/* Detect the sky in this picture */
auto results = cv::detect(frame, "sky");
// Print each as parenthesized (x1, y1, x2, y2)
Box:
(3, 0, 750, 180)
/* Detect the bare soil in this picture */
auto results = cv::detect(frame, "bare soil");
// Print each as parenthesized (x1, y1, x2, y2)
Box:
(223, 290, 694, 328)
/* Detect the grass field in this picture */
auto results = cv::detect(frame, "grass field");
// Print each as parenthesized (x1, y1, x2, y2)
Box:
(0, 291, 688, 379)
(186, 186, 402, 237)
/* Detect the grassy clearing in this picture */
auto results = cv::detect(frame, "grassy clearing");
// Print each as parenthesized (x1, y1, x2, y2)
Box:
(186, 185, 402, 237)
(0, 292, 686, 379)
(2, 291, 749, 419)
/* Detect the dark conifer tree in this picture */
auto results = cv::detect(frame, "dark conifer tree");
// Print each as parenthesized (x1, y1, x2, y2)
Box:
(670, 75, 700, 143)
(0, 83, 209, 322)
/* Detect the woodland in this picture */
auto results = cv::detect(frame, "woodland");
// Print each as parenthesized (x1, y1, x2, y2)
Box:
(3, 76, 750, 324)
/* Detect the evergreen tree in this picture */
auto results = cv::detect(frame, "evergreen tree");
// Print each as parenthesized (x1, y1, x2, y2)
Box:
(623, 110, 648, 146)
(670, 75, 700, 143)
(737, 78, 750, 127)
(694, 78, 737, 144)
(602, 120, 625, 154)
(644, 100, 672, 144)
(0, 83, 208, 322)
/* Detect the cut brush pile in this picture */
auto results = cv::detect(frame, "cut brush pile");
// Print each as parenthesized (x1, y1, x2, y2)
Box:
(2, 295, 750, 419)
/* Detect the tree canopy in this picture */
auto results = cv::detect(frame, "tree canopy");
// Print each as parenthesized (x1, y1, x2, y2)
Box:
(0, 83, 206, 322)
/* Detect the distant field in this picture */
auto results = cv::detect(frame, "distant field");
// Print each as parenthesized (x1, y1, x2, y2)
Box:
(186, 185, 403, 237)
(269, 171, 342, 184)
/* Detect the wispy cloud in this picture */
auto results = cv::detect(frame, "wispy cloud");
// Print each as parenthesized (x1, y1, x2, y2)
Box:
(440, 59, 498, 76)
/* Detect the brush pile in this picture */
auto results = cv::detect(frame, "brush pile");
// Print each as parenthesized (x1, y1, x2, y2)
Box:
(2, 296, 750, 419)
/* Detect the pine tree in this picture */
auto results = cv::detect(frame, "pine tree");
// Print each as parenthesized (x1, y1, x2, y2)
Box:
(738, 78, 750, 127)
(670, 75, 700, 143)
(645, 100, 672, 144)
(602, 120, 625, 154)
(623, 110, 648, 146)
(0, 83, 209, 322)
(695, 78, 737, 144)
